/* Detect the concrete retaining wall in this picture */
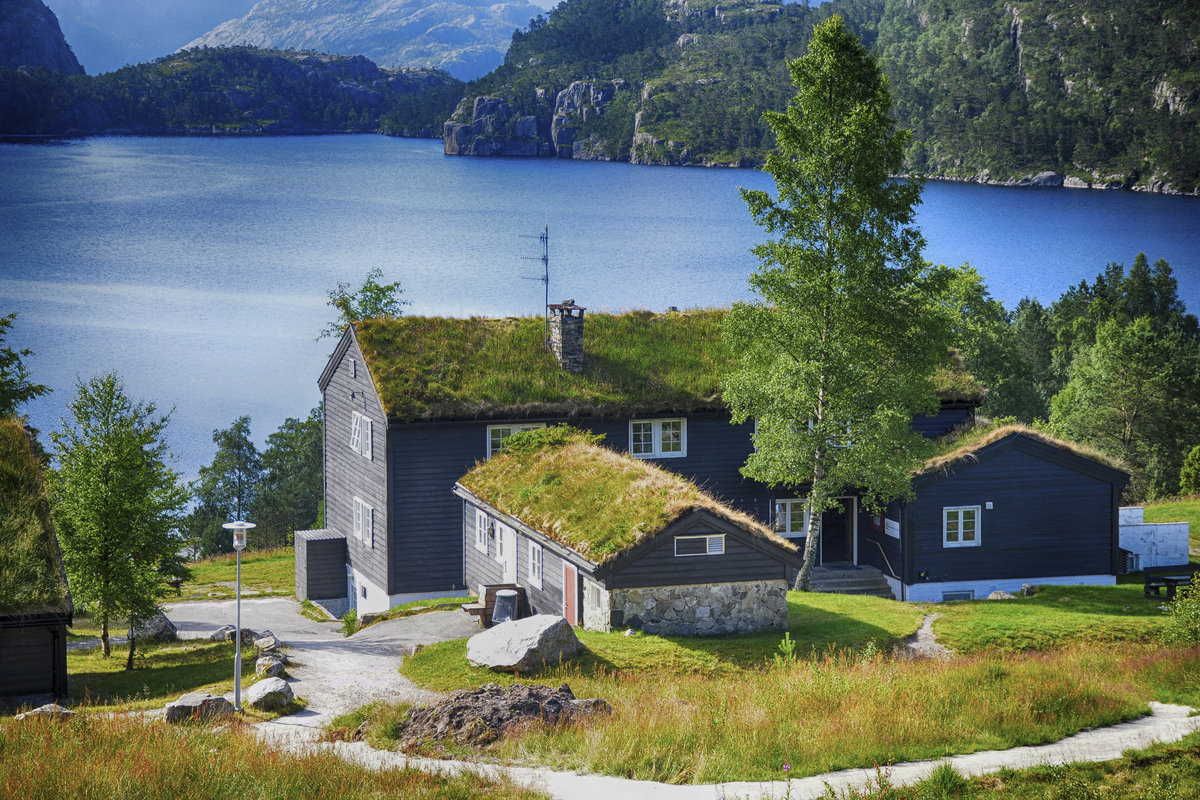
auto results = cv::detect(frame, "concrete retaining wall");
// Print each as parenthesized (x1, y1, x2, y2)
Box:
(1119, 506, 1190, 569)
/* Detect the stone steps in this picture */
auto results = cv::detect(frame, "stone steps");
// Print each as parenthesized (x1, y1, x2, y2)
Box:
(807, 565, 896, 600)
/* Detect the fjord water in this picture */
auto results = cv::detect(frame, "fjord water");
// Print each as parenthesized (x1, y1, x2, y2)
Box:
(1, 135, 1197, 476)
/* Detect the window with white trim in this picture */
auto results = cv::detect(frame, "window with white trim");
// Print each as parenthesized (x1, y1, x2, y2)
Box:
(487, 423, 545, 458)
(630, 418, 686, 458)
(943, 506, 980, 548)
(474, 508, 490, 554)
(528, 541, 544, 589)
(349, 358, 356, 379)
(674, 534, 725, 557)
(350, 411, 372, 460)
(353, 497, 374, 548)
(773, 499, 811, 536)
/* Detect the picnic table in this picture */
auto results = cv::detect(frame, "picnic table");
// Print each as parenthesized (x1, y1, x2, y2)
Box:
(1144, 570, 1194, 600)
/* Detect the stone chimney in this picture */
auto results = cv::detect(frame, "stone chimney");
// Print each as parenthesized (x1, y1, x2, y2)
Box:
(548, 299, 585, 373)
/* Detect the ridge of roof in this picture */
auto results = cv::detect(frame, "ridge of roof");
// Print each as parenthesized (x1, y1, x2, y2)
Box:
(458, 427, 796, 564)
(920, 422, 1127, 477)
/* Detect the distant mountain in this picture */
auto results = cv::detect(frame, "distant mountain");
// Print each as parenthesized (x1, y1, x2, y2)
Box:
(185, 0, 544, 81)
(45, 0, 257, 74)
(443, 0, 1200, 194)
(1, 0, 83, 74)
(0, 46, 463, 136)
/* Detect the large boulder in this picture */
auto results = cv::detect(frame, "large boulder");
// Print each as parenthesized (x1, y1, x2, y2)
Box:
(225, 627, 258, 646)
(256, 656, 286, 679)
(397, 683, 610, 750)
(132, 611, 177, 643)
(210, 625, 235, 642)
(164, 692, 234, 724)
(14, 703, 75, 722)
(253, 631, 281, 656)
(246, 677, 294, 711)
(466, 614, 582, 672)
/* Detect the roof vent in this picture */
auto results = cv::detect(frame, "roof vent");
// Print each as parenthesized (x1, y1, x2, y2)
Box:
(548, 299, 585, 373)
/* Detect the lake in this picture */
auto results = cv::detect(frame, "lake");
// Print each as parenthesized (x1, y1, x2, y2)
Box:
(1, 135, 1197, 477)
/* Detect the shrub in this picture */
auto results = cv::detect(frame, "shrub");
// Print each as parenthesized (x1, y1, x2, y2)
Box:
(340, 608, 359, 637)
(1180, 445, 1200, 495)
(1163, 577, 1200, 647)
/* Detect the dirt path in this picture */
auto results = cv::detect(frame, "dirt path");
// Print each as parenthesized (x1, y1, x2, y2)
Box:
(896, 612, 952, 659)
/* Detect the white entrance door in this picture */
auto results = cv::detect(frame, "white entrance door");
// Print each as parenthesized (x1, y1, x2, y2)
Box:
(496, 522, 517, 583)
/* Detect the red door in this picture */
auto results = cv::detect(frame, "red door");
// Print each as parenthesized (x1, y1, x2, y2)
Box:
(563, 563, 578, 625)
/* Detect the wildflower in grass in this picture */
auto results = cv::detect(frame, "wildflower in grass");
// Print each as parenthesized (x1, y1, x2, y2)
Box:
(783, 763, 791, 772)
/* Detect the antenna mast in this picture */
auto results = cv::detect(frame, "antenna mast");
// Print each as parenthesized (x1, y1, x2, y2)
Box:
(520, 219, 551, 347)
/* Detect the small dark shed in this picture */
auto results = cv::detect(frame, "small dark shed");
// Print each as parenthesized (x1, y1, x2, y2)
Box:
(0, 419, 73, 706)
(456, 428, 799, 635)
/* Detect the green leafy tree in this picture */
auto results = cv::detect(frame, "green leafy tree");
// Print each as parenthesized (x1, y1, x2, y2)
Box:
(1163, 577, 1200, 647)
(0, 312, 50, 418)
(723, 16, 953, 591)
(319, 268, 409, 340)
(1180, 445, 1200, 496)
(251, 407, 324, 548)
(185, 416, 262, 557)
(49, 373, 188, 665)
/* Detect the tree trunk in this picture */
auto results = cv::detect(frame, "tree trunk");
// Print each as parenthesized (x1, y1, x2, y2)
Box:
(101, 620, 110, 657)
(794, 442, 828, 591)
(125, 632, 136, 671)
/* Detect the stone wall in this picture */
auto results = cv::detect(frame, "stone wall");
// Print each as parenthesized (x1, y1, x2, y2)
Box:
(606, 580, 788, 636)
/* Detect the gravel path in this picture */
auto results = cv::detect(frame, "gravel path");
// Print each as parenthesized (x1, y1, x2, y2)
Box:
(896, 612, 952, 659)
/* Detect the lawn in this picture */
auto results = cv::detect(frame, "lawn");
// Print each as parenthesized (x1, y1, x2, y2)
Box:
(1145, 496, 1200, 559)
(178, 546, 295, 600)
(0, 715, 547, 800)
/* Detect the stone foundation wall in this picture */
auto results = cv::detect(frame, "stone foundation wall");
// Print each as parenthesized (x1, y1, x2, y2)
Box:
(607, 580, 788, 636)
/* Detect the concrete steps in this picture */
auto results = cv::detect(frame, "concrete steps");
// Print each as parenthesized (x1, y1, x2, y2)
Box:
(807, 564, 896, 599)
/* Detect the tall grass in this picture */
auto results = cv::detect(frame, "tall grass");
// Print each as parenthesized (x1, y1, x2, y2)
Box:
(0, 715, 546, 800)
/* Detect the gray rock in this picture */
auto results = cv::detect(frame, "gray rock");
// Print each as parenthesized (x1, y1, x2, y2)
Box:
(255, 656, 286, 679)
(210, 625, 235, 642)
(466, 614, 582, 672)
(986, 590, 1017, 600)
(1020, 583, 1036, 596)
(14, 703, 75, 721)
(132, 611, 177, 643)
(1063, 176, 1090, 189)
(253, 632, 281, 656)
(0, 0, 84, 74)
(246, 677, 294, 711)
(164, 692, 235, 724)
(225, 627, 258, 646)
(1029, 171, 1064, 187)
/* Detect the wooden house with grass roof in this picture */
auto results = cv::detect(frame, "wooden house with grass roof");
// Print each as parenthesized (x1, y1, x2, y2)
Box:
(0, 418, 73, 706)
(455, 426, 800, 634)
(299, 303, 986, 614)
(857, 423, 1130, 602)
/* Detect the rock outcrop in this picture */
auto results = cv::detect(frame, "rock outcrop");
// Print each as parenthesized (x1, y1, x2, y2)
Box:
(466, 614, 582, 672)
(0, 0, 84, 74)
(13, 703, 75, 722)
(246, 676, 294, 710)
(395, 683, 610, 750)
(131, 611, 177, 643)
(443, 96, 550, 157)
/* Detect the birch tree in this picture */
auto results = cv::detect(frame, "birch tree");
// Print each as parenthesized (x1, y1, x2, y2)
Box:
(724, 16, 953, 590)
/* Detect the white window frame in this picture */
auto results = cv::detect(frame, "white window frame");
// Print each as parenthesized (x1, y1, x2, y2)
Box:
(353, 496, 374, 548)
(474, 508, 490, 554)
(773, 498, 811, 536)
(349, 358, 356, 379)
(629, 418, 687, 459)
(487, 423, 545, 458)
(350, 411, 372, 460)
(494, 522, 516, 582)
(674, 534, 725, 557)
(528, 541, 544, 589)
(943, 505, 981, 548)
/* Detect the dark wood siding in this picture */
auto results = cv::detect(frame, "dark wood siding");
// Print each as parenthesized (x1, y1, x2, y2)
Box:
(909, 442, 1116, 583)
(857, 501, 902, 580)
(912, 404, 975, 439)
(0, 620, 67, 699)
(323, 334, 389, 592)
(295, 532, 347, 601)
(606, 515, 793, 589)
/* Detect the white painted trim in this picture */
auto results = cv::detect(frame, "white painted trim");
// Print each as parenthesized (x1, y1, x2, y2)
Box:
(882, 573, 902, 601)
(528, 541, 544, 589)
(903, 574, 1115, 603)
(943, 505, 981, 548)
(629, 418, 687, 459)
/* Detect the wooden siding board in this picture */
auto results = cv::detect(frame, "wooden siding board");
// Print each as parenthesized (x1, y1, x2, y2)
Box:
(0, 623, 65, 698)
(323, 333, 389, 591)
(910, 447, 1115, 583)
(857, 504, 902, 580)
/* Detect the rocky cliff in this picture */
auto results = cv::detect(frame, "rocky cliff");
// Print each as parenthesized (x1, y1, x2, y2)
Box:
(184, 0, 543, 82)
(0, 0, 84, 74)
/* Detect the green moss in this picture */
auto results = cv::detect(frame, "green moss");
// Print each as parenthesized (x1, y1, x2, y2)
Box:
(0, 418, 70, 616)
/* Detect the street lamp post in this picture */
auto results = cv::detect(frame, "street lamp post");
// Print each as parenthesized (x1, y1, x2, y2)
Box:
(223, 520, 255, 710)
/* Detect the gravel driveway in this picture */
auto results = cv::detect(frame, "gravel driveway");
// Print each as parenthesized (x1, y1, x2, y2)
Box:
(164, 598, 479, 736)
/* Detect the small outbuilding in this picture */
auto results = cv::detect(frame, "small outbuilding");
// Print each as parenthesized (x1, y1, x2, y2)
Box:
(455, 427, 800, 635)
(0, 419, 73, 706)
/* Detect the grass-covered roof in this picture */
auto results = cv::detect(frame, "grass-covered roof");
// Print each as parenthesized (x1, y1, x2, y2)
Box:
(353, 309, 986, 421)
(921, 421, 1127, 477)
(458, 426, 796, 564)
(0, 418, 72, 617)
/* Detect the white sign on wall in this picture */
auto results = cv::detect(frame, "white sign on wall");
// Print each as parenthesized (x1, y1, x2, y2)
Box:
(884, 518, 900, 539)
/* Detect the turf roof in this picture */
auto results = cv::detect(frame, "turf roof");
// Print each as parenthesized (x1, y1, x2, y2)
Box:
(0, 418, 72, 617)
(353, 309, 985, 421)
(458, 426, 797, 564)
(921, 422, 1127, 476)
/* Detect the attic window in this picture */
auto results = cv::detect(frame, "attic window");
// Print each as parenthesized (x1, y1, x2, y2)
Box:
(630, 418, 686, 459)
(487, 423, 545, 458)
(350, 411, 373, 460)
(943, 506, 980, 548)
(350, 358, 356, 379)
(675, 534, 724, 557)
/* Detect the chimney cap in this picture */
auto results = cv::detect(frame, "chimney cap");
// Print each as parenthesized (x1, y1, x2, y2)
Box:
(548, 299, 585, 313)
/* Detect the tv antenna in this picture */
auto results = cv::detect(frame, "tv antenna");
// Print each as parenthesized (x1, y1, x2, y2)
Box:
(520, 219, 550, 347)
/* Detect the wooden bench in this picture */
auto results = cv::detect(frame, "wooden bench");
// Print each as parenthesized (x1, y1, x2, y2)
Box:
(462, 584, 529, 627)
(1144, 567, 1195, 600)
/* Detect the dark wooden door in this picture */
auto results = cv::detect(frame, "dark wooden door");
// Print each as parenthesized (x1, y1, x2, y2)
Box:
(820, 497, 855, 564)
(563, 562, 578, 624)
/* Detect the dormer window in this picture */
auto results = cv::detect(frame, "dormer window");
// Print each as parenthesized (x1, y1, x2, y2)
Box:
(630, 418, 686, 458)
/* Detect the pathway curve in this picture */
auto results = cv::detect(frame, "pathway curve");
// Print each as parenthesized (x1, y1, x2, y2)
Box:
(896, 612, 952, 660)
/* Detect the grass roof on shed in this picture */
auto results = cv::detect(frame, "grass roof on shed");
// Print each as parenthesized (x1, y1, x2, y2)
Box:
(921, 421, 1126, 476)
(354, 309, 986, 421)
(0, 418, 71, 617)
(458, 426, 796, 564)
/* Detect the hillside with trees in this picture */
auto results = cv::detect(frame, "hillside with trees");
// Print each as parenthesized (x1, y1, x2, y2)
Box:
(446, 0, 1200, 193)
